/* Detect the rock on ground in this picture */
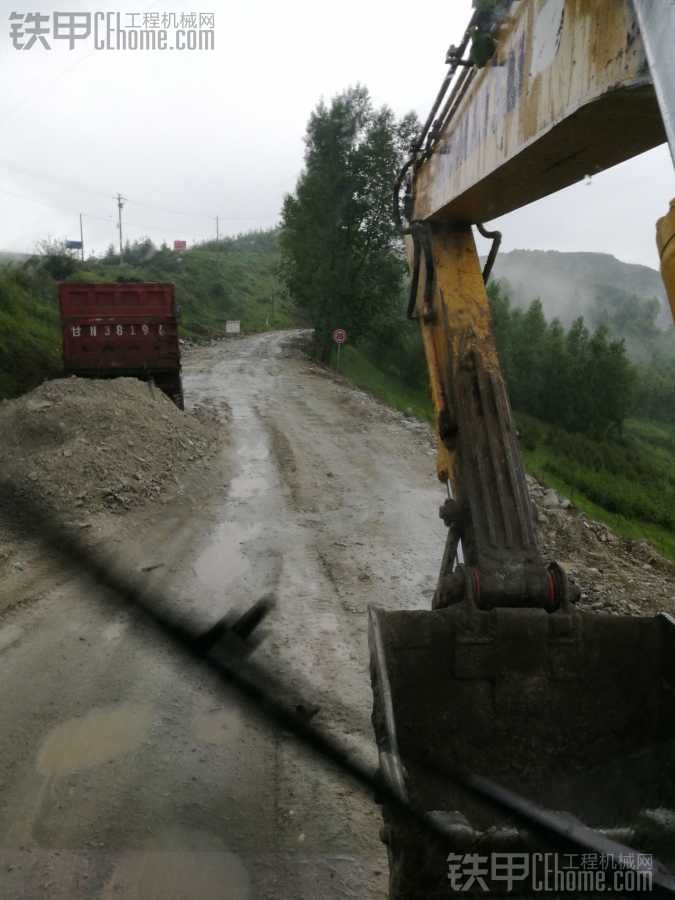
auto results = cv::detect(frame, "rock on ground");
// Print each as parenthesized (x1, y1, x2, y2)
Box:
(525, 474, 675, 616)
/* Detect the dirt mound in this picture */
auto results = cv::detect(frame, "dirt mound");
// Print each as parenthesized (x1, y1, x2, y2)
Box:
(0, 376, 221, 523)
(527, 475, 675, 616)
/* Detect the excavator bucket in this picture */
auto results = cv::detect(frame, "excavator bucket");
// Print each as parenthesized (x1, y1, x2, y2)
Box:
(369, 604, 675, 897)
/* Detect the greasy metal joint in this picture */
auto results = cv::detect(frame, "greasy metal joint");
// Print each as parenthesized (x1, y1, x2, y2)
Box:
(548, 560, 580, 607)
(439, 497, 463, 528)
(435, 564, 565, 612)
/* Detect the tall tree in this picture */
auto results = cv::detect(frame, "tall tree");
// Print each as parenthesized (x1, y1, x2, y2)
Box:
(280, 85, 417, 361)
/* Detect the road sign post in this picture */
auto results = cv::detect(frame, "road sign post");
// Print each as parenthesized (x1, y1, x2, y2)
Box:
(332, 328, 347, 371)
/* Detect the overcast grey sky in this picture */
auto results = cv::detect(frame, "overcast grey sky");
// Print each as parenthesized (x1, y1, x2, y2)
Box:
(1, 0, 673, 268)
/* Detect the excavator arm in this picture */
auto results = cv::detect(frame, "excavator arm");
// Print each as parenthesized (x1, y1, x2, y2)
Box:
(408, 219, 570, 611)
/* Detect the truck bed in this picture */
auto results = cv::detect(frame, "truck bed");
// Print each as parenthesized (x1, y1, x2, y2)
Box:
(58, 282, 183, 407)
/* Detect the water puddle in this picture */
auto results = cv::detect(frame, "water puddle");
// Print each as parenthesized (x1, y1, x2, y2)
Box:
(101, 827, 251, 900)
(229, 473, 265, 500)
(36, 702, 152, 776)
(192, 703, 244, 745)
(102, 618, 129, 642)
(228, 428, 271, 500)
(192, 521, 260, 596)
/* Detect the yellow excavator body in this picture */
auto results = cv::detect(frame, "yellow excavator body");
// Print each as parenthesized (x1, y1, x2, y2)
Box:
(369, 1, 675, 896)
(657, 200, 675, 322)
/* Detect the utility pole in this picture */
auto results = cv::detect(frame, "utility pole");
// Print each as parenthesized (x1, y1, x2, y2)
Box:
(79, 213, 85, 263)
(216, 215, 220, 242)
(116, 193, 125, 264)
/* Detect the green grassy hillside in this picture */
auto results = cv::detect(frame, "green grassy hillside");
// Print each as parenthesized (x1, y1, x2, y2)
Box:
(0, 230, 292, 398)
(518, 415, 675, 561)
(79, 231, 293, 337)
(0, 263, 62, 397)
(336, 344, 431, 422)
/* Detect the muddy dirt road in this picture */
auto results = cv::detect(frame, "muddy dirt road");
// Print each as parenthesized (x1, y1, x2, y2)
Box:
(0, 330, 445, 899)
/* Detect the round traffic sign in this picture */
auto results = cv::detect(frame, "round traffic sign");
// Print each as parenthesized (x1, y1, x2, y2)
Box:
(332, 328, 347, 345)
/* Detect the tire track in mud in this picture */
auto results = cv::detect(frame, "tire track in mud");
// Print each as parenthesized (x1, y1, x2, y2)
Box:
(260, 414, 302, 510)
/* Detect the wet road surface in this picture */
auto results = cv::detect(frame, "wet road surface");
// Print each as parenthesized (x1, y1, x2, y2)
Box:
(0, 331, 445, 899)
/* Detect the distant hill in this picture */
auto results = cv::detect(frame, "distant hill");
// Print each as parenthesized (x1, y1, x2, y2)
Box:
(489, 250, 670, 328)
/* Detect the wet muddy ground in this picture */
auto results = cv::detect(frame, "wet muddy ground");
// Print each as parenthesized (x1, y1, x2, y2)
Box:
(2, 330, 674, 899)
(0, 330, 446, 899)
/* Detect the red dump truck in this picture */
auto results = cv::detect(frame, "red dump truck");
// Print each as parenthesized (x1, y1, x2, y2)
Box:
(58, 282, 184, 408)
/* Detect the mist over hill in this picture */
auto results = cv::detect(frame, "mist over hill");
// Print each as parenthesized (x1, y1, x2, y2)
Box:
(489, 250, 670, 329)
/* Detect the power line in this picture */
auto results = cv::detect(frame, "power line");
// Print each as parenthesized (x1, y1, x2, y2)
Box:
(126, 198, 255, 220)
(0, 185, 112, 222)
(123, 195, 263, 223)
(0, 167, 275, 251)
(0, 185, 254, 253)
(0, 159, 264, 226)
(0, 158, 114, 202)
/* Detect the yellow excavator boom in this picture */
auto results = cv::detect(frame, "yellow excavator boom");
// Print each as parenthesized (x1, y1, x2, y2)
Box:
(370, 2, 675, 896)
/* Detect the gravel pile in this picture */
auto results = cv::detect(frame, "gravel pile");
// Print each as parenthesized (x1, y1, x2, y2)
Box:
(0, 376, 220, 522)
(527, 474, 675, 615)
